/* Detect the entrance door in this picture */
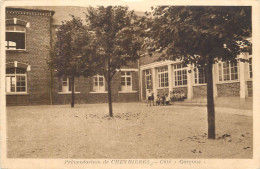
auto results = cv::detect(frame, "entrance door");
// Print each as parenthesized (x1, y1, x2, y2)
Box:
(145, 69, 152, 99)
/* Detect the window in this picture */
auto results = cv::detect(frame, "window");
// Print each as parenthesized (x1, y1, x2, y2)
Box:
(218, 61, 239, 82)
(6, 67, 27, 93)
(93, 75, 105, 92)
(145, 70, 152, 90)
(6, 25, 26, 50)
(174, 64, 187, 86)
(121, 72, 132, 91)
(60, 77, 73, 92)
(194, 68, 207, 84)
(249, 57, 252, 78)
(158, 67, 168, 88)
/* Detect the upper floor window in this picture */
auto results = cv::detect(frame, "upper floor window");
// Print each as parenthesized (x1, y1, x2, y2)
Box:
(6, 25, 26, 50)
(174, 64, 187, 86)
(6, 67, 27, 93)
(194, 68, 207, 84)
(249, 57, 252, 78)
(218, 62, 239, 82)
(93, 75, 105, 92)
(158, 67, 168, 88)
(121, 72, 132, 91)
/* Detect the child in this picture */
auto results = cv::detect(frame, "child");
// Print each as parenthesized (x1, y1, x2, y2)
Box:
(181, 90, 187, 99)
(180, 91, 185, 101)
(173, 91, 177, 101)
(176, 91, 181, 101)
(161, 94, 166, 105)
(147, 90, 152, 106)
(165, 94, 170, 105)
(151, 93, 155, 106)
(156, 94, 161, 106)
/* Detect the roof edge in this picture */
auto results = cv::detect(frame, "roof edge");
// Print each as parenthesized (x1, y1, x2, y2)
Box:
(6, 7, 55, 16)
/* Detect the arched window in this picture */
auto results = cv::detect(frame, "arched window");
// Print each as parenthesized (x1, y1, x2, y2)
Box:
(6, 25, 26, 50)
(6, 67, 27, 93)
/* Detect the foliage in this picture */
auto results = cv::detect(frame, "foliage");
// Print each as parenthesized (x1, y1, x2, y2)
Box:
(148, 6, 252, 66)
(49, 15, 94, 107)
(52, 15, 93, 78)
(148, 6, 252, 139)
(84, 6, 144, 116)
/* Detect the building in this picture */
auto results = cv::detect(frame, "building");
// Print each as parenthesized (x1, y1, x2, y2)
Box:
(5, 7, 253, 106)
(139, 52, 252, 101)
(5, 8, 54, 105)
(5, 7, 139, 106)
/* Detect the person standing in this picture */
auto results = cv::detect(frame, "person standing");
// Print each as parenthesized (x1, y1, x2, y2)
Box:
(151, 92, 155, 106)
(147, 90, 152, 107)
(165, 94, 170, 105)
(161, 94, 166, 105)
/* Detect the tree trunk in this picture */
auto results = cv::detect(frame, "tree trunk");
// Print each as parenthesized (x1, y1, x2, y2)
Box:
(206, 62, 216, 139)
(71, 76, 75, 108)
(107, 76, 113, 117)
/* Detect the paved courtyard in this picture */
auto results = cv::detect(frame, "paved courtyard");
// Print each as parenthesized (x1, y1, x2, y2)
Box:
(6, 103, 252, 158)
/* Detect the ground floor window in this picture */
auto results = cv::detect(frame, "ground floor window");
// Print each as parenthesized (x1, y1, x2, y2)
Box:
(194, 67, 207, 84)
(218, 61, 239, 82)
(174, 64, 187, 86)
(158, 66, 168, 88)
(121, 71, 132, 91)
(93, 75, 105, 92)
(60, 77, 73, 92)
(249, 57, 252, 78)
(6, 67, 27, 93)
(145, 70, 152, 89)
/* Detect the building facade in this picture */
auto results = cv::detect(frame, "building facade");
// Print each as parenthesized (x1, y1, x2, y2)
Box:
(5, 7, 253, 106)
(5, 8, 54, 105)
(5, 7, 139, 106)
(139, 52, 253, 101)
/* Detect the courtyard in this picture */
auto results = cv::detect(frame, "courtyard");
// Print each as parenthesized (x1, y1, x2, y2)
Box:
(6, 102, 252, 158)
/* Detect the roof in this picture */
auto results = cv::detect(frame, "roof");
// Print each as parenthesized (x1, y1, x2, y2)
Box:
(6, 7, 55, 16)
(27, 6, 88, 25)
(6, 6, 145, 26)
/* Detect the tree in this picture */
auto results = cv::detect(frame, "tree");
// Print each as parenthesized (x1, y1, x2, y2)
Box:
(50, 16, 93, 108)
(148, 6, 251, 139)
(85, 6, 143, 117)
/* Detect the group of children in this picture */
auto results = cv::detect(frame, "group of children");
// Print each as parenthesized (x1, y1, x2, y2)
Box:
(147, 90, 187, 106)
(155, 94, 170, 106)
(171, 90, 186, 101)
(147, 90, 170, 107)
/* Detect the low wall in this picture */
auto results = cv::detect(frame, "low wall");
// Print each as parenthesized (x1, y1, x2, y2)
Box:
(216, 82, 240, 97)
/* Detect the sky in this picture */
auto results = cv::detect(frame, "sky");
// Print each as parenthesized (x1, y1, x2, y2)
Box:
(3, 0, 155, 12)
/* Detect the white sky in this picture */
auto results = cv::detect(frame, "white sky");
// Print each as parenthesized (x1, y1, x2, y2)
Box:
(3, 0, 158, 12)
(118, 0, 154, 12)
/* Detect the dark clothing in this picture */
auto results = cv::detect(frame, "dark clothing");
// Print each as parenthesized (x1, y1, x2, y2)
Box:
(161, 96, 166, 105)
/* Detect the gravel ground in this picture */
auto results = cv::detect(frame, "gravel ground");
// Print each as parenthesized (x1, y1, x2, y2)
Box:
(6, 103, 253, 158)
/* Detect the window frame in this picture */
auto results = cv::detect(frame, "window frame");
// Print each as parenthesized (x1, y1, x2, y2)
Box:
(248, 57, 252, 79)
(218, 61, 239, 83)
(121, 71, 132, 91)
(59, 77, 78, 94)
(174, 64, 187, 87)
(145, 69, 152, 90)
(92, 75, 106, 92)
(157, 66, 169, 88)
(5, 25, 26, 51)
(5, 67, 27, 94)
(194, 67, 207, 85)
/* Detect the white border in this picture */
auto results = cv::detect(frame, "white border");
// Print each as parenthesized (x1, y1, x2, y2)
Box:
(1, 1, 260, 169)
